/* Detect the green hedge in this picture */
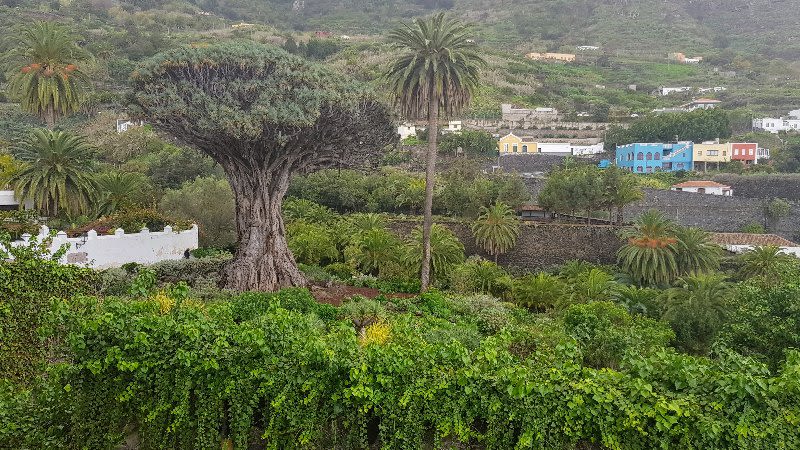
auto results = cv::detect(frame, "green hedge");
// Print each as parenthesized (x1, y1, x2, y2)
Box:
(3, 290, 798, 449)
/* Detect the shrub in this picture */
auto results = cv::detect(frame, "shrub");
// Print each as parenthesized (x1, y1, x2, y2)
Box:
(0, 234, 96, 382)
(512, 272, 567, 311)
(562, 301, 674, 369)
(449, 257, 509, 297)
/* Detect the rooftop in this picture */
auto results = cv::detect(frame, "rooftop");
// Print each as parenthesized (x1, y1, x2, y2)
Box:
(710, 233, 799, 248)
(672, 181, 731, 188)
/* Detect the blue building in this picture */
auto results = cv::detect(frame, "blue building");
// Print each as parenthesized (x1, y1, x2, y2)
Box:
(615, 142, 694, 173)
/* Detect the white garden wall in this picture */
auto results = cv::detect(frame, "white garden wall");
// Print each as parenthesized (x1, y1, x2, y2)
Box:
(13, 225, 199, 269)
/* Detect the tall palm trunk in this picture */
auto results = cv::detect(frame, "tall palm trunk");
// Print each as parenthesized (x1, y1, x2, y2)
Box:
(420, 93, 439, 291)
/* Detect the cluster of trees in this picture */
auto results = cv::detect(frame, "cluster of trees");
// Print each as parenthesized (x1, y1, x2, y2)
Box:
(288, 164, 529, 219)
(605, 109, 732, 151)
(537, 163, 643, 224)
(282, 198, 520, 287)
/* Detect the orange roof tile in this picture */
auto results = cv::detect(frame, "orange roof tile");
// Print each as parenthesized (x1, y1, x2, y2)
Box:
(710, 233, 798, 247)
(672, 181, 731, 188)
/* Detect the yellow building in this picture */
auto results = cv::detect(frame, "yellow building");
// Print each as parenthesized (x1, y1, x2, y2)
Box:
(498, 133, 537, 154)
(525, 52, 576, 62)
(694, 143, 730, 171)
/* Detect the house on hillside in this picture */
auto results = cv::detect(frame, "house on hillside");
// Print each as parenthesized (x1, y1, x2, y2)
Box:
(116, 119, 144, 133)
(669, 53, 703, 64)
(710, 233, 800, 257)
(576, 45, 600, 51)
(231, 22, 255, 29)
(498, 133, 537, 154)
(615, 142, 694, 173)
(525, 52, 576, 62)
(671, 181, 732, 196)
(518, 204, 555, 222)
(730, 143, 758, 165)
(752, 112, 800, 133)
(693, 142, 730, 171)
(681, 98, 721, 111)
(659, 86, 693, 96)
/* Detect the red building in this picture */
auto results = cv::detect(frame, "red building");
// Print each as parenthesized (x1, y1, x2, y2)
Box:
(730, 143, 757, 165)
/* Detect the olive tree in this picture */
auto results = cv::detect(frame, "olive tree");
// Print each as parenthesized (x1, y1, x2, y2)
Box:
(132, 42, 395, 291)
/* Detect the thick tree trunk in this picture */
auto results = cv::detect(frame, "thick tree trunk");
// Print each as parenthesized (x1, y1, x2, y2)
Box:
(420, 95, 439, 291)
(222, 165, 306, 292)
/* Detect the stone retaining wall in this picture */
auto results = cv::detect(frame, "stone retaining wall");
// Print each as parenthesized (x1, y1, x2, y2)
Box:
(388, 220, 623, 271)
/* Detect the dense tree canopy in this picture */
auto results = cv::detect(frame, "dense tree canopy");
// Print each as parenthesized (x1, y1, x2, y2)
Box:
(132, 41, 395, 291)
(605, 109, 731, 150)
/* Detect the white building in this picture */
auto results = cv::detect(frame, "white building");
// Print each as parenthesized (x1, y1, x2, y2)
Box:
(576, 45, 600, 51)
(443, 120, 463, 133)
(537, 143, 572, 155)
(659, 87, 692, 96)
(397, 123, 417, 140)
(710, 233, 800, 258)
(681, 98, 721, 111)
(752, 117, 800, 134)
(757, 147, 771, 162)
(570, 143, 605, 156)
(11, 225, 199, 269)
(0, 190, 32, 211)
(671, 181, 732, 196)
(116, 119, 144, 133)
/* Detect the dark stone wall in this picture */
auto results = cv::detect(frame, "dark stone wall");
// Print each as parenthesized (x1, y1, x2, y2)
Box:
(709, 174, 800, 201)
(388, 220, 623, 271)
(622, 189, 800, 241)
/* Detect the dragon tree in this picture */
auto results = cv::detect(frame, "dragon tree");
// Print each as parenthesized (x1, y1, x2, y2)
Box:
(132, 42, 395, 291)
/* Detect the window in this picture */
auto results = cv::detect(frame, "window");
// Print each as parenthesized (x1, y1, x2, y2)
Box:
(749, 149, 754, 155)
(654, 153, 661, 160)
(504, 143, 509, 152)
(707, 150, 719, 156)
(513, 144, 518, 153)
(723, 151, 726, 156)
(646, 167, 653, 173)
(646, 153, 652, 160)
(734, 149, 739, 156)
(677, 163, 685, 170)
(637, 166, 643, 172)
(697, 150, 703, 156)
(637, 152, 644, 160)
(522, 145, 528, 153)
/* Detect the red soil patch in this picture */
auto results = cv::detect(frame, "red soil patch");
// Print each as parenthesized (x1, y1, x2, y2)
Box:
(310, 283, 416, 307)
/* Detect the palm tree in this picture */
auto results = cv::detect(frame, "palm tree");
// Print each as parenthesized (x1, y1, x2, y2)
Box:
(662, 274, 730, 355)
(387, 13, 486, 291)
(472, 201, 521, 262)
(94, 172, 149, 216)
(739, 245, 798, 285)
(617, 210, 680, 287)
(347, 227, 401, 276)
(512, 272, 567, 311)
(404, 224, 465, 285)
(674, 227, 721, 276)
(5, 21, 90, 128)
(11, 129, 96, 216)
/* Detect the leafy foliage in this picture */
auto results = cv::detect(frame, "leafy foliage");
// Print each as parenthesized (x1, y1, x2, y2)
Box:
(471, 201, 520, 261)
(403, 223, 465, 284)
(11, 128, 96, 216)
(5, 21, 90, 127)
(0, 233, 95, 382)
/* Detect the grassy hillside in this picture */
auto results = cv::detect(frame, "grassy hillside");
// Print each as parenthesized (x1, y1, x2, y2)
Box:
(1, 0, 799, 121)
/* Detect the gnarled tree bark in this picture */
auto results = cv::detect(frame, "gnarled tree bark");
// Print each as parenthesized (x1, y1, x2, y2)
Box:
(222, 163, 306, 291)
